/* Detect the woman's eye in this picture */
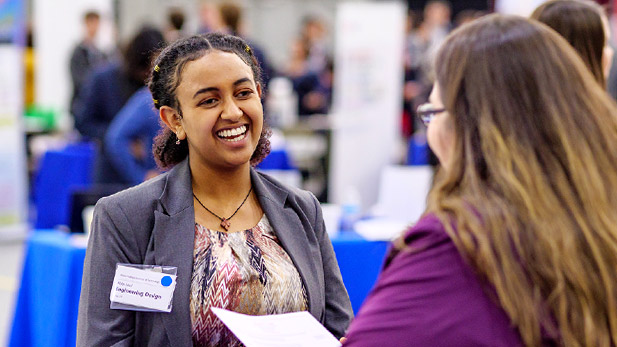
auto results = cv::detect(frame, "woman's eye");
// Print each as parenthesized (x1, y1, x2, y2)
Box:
(237, 90, 253, 98)
(199, 98, 217, 106)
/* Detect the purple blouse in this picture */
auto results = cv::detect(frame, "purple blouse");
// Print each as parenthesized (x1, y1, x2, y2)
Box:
(343, 214, 524, 346)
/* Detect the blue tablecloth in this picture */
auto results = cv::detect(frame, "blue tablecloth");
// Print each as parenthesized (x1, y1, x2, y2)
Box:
(332, 232, 388, 313)
(34, 143, 95, 229)
(9, 230, 388, 346)
(9, 231, 86, 347)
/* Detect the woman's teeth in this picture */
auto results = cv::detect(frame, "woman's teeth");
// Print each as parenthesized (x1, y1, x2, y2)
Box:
(217, 125, 247, 141)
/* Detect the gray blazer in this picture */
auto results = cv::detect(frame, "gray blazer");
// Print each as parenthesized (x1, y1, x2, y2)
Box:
(77, 159, 353, 346)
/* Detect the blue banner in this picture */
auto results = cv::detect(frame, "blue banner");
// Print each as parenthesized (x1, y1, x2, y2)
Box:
(0, 0, 24, 45)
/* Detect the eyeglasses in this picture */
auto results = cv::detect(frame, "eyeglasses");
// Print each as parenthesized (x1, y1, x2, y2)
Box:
(416, 103, 446, 126)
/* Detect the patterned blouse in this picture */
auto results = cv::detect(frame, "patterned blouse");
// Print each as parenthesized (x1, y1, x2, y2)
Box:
(190, 214, 308, 347)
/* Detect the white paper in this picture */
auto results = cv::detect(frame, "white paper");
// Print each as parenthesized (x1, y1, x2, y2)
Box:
(211, 307, 342, 347)
(109, 265, 177, 312)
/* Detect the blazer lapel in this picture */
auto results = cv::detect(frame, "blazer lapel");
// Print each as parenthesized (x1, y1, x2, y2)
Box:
(152, 159, 195, 347)
(251, 170, 322, 320)
(148, 164, 324, 345)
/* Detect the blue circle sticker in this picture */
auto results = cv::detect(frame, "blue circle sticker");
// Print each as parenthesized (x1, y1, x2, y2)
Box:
(161, 275, 172, 287)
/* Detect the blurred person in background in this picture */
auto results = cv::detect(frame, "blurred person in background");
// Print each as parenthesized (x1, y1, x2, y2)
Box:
(104, 87, 160, 186)
(531, 0, 613, 88)
(404, 1, 453, 132)
(164, 7, 187, 43)
(283, 15, 334, 116)
(103, 10, 187, 187)
(300, 16, 329, 75)
(75, 26, 165, 185)
(415, 0, 452, 83)
(402, 10, 423, 138)
(198, 1, 223, 35)
(404, 3, 453, 166)
(77, 32, 352, 346)
(294, 58, 334, 116)
(217, 1, 273, 91)
(285, 38, 310, 79)
(454, 9, 486, 27)
(344, 14, 617, 346)
(69, 10, 107, 118)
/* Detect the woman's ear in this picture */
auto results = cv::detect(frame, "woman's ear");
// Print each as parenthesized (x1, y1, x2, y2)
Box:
(257, 83, 263, 99)
(160, 106, 186, 140)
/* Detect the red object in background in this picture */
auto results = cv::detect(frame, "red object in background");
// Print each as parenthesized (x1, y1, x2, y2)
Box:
(401, 109, 412, 139)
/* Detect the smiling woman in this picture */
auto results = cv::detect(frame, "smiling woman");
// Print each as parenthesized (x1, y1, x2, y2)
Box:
(77, 33, 352, 347)
(160, 50, 265, 175)
(149, 35, 270, 169)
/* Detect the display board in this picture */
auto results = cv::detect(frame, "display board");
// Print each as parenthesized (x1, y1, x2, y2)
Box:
(33, 0, 114, 129)
(0, 0, 27, 237)
(494, 0, 546, 16)
(329, 1, 406, 211)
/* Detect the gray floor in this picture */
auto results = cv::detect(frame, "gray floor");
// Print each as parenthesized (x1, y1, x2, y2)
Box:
(0, 239, 25, 346)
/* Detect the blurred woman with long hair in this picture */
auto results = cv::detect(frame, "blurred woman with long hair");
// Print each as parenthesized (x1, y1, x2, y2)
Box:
(531, 0, 613, 87)
(343, 14, 617, 346)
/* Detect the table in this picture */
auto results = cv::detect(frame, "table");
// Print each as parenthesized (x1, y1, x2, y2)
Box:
(331, 232, 388, 313)
(9, 231, 86, 347)
(34, 143, 95, 229)
(9, 230, 388, 346)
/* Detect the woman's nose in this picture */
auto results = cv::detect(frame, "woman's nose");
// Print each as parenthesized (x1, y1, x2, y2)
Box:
(221, 98, 243, 121)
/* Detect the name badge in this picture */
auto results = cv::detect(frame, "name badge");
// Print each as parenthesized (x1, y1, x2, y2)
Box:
(110, 264, 177, 312)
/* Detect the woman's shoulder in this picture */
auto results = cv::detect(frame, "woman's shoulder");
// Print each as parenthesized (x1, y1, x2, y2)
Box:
(96, 171, 168, 212)
(406, 213, 446, 233)
(345, 213, 523, 346)
(253, 170, 318, 206)
(400, 213, 450, 248)
(381, 213, 450, 267)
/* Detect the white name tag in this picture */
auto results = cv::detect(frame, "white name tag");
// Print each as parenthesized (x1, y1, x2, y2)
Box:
(110, 265, 177, 312)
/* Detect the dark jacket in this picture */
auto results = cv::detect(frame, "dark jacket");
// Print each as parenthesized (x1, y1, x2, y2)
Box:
(75, 62, 143, 185)
(69, 41, 106, 116)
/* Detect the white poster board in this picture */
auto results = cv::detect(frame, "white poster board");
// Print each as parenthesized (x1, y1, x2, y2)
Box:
(34, 0, 114, 129)
(0, 0, 28, 238)
(329, 1, 405, 210)
(495, 0, 546, 16)
(0, 45, 28, 237)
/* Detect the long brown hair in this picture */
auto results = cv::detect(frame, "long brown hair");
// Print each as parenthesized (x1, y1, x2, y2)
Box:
(429, 14, 617, 346)
(531, 0, 607, 87)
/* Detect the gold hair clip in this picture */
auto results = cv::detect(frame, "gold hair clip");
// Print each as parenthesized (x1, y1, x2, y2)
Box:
(245, 45, 251, 54)
(153, 99, 159, 104)
(154, 65, 160, 72)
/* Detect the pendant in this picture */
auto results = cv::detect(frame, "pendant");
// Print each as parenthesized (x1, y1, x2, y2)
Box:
(220, 218, 231, 231)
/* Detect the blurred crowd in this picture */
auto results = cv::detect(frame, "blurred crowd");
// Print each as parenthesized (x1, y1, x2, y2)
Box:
(48, 1, 340, 191)
(402, 1, 486, 139)
(26, 0, 617, 193)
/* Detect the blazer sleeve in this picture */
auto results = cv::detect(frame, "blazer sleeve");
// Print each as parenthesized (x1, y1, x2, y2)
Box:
(310, 193, 354, 338)
(77, 196, 144, 346)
